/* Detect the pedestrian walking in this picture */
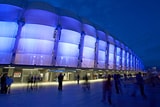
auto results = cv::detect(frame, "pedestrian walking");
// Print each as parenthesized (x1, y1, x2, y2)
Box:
(131, 72, 147, 98)
(113, 74, 122, 94)
(101, 74, 112, 105)
(6, 76, 14, 94)
(77, 74, 80, 84)
(58, 73, 65, 91)
(1, 73, 7, 94)
(82, 74, 90, 91)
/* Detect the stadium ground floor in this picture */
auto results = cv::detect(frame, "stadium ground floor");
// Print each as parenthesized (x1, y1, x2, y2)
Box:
(0, 66, 144, 83)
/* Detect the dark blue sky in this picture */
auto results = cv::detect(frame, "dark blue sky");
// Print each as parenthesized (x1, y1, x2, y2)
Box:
(30, 0, 160, 68)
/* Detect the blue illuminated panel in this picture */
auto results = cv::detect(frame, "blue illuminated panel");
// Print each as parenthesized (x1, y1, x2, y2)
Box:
(82, 35, 96, 68)
(116, 47, 121, 70)
(130, 54, 133, 70)
(126, 52, 129, 70)
(15, 24, 55, 65)
(108, 44, 115, 69)
(56, 29, 81, 67)
(0, 21, 18, 64)
(122, 50, 125, 70)
(0, 22, 18, 37)
(97, 40, 107, 68)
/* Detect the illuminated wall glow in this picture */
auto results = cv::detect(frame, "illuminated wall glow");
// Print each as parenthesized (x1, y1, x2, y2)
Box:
(15, 54, 52, 65)
(56, 29, 81, 67)
(60, 16, 81, 32)
(15, 24, 55, 65)
(24, 9, 58, 26)
(126, 52, 129, 70)
(98, 50, 106, 68)
(17, 39, 54, 54)
(133, 56, 135, 70)
(0, 53, 12, 64)
(83, 35, 96, 48)
(82, 47, 95, 67)
(97, 40, 107, 68)
(122, 50, 125, 70)
(0, 3, 143, 71)
(0, 21, 18, 64)
(130, 54, 133, 70)
(59, 29, 80, 44)
(0, 22, 18, 37)
(0, 37, 15, 52)
(98, 49, 106, 60)
(98, 40, 107, 51)
(108, 44, 115, 69)
(20, 24, 55, 40)
(82, 35, 96, 68)
(116, 47, 121, 70)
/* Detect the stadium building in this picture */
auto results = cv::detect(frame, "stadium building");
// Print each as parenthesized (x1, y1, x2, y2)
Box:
(0, 0, 144, 83)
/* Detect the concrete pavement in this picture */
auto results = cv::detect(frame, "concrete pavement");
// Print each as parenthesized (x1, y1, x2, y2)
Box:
(0, 80, 160, 107)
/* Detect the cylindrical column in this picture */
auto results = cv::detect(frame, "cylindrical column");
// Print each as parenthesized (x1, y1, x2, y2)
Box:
(0, 4, 23, 64)
(14, 2, 58, 66)
(97, 30, 107, 69)
(107, 35, 115, 70)
(81, 22, 97, 68)
(55, 14, 81, 67)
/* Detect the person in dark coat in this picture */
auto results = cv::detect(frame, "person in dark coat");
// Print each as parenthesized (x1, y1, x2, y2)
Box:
(102, 74, 112, 105)
(1, 73, 7, 94)
(77, 74, 80, 84)
(58, 73, 65, 91)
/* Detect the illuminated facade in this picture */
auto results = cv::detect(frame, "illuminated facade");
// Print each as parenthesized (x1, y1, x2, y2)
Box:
(0, 1, 144, 82)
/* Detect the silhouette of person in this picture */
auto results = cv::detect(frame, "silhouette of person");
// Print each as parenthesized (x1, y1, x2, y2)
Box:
(102, 74, 112, 105)
(113, 74, 122, 94)
(6, 76, 14, 94)
(77, 74, 80, 84)
(83, 74, 90, 91)
(132, 72, 147, 98)
(58, 73, 65, 91)
(1, 73, 7, 94)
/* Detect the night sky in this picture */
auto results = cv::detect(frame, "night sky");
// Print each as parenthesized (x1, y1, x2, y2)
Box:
(29, 0, 160, 68)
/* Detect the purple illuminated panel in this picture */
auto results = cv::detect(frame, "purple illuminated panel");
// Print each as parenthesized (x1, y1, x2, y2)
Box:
(97, 50, 106, 68)
(0, 21, 18, 64)
(126, 52, 129, 70)
(98, 40, 107, 51)
(15, 54, 52, 65)
(97, 40, 107, 68)
(82, 35, 96, 68)
(83, 24, 96, 37)
(108, 53, 114, 69)
(116, 47, 121, 69)
(60, 16, 81, 32)
(122, 50, 125, 70)
(20, 24, 55, 40)
(17, 39, 54, 54)
(82, 47, 95, 68)
(56, 29, 81, 67)
(130, 54, 133, 70)
(15, 24, 55, 65)
(60, 29, 80, 44)
(108, 44, 115, 69)
(0, 37, 15, 52)
(0, 22, 18, 37)
(0, 4, 23, 21)
(24, 9, 58, 26)
(83, 35, 96, 48)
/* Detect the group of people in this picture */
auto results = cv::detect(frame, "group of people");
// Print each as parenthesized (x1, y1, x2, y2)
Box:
(57, 73, 89, 91)
(101, 72, 147, 105)
(27, 74, 42, 90)
(0, 73, 13, 94)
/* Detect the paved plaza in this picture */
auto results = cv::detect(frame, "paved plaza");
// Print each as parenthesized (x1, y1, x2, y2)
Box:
(0, 80, 160, 107)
